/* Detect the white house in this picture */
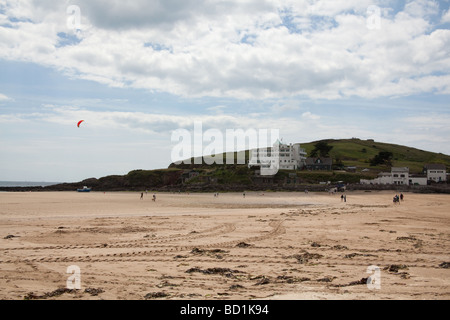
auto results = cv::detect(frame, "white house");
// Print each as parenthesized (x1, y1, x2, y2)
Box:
(361, 167, 431, 186)
(391, 167, 409, 185)
(248, 140, 307, 171)
(424, 164, 447, 183)
(360, 171, 391, 185)
(409, 175, 428, 186)
(360, 167, 423, 185)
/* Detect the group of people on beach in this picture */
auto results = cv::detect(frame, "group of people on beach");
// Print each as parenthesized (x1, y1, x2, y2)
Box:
(137, 191, 404, 205)
(393, 193, 404, 204)
(140, 192, 156, 201)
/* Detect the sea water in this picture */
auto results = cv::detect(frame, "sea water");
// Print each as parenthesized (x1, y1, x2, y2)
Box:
(0, 181, 60, 187)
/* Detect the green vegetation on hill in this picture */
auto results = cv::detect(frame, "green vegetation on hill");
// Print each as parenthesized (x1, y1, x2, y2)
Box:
(301, 138, 450, 174)
(154, 138, 447, 188)
(169, 150, 250, 170)
(11, 138, 445, 192)
(171, 138, 450, 174)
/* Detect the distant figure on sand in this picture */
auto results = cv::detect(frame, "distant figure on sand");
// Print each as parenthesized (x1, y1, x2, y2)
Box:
(400, 193, 404, 201)
(243, 192, 245, 198)
(152, 194, 156, 202)
(393, 195, 400, 204)
(341, 194, 344, 202)
(140, 192, 143, 200)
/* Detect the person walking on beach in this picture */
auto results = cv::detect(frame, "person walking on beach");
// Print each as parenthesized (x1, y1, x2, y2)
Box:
(341, 194, 344, 202)
(140, 192, 144, 200)
(393, 194, 400, 204)
(152, 194, 156, 202)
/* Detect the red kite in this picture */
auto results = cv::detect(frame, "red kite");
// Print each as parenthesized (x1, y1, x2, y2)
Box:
(77, 120, 84, 127)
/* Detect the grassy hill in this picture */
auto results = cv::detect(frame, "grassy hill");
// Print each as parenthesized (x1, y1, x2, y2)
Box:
(5, 138, 447, 192)
(300, 138, 450, 174)
(170, 138, 450, 174)
(165, 138, 450, 186)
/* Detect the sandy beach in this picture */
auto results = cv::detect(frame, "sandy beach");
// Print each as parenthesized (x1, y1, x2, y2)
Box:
(0, 190, 449, 300)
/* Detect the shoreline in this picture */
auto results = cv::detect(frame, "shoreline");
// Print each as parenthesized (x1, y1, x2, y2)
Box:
(1, 183, 449, 194)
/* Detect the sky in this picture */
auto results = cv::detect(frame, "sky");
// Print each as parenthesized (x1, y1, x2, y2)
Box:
(0, 0, 450, 182)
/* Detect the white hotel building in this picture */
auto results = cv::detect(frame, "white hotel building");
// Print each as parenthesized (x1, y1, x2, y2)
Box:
(248, 140, 307, 171)
(360, 165, 447, 186)
(424, 164, 447, 182)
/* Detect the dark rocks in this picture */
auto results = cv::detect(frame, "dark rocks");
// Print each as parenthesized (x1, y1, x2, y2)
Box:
(332, 245, 348, 250)
(156, 281, 178, 288)
(236, 242, 252, 248)
(254, 276, 270, 285)
(344, 252, 378, 259)
(24, 287, 104, 299)
(385, 265, 410, 279)
(190, 248, 228, 259)
(387, 264, 408, 273)
(84, 288, 104, 296)
(292, 252, 323, 264)
(229, 284, 245, 290)
(3, 235, 19, 239)
(186, 267, 242, 278)
(24, 288, 79, 300)
(396, 236, 417, 241)
(316, 276, 335, 283)
(347, 277, 369, 286)
(144, 292, 170, 299)
(276, 275, 310, 283)
(331, 277, 368, 287)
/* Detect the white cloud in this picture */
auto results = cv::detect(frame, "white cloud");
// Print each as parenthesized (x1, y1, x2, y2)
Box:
(0, 1, 449, 100)
(301, 111, 321, 120)
(442, 9, 450, 23)
(0, 93, 12, 101)
(206, 105, 227, 114)
(0, 114, 26, 123)
(403, 114, 450, 129)
(404, 0, 439, 18)
(270, 100, 301, 113)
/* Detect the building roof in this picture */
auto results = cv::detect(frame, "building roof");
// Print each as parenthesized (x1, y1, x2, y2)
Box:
(424, 164, 446, 170)
(391, 167, 409, 172)
(378, 172, 391, 177)
(410, 174, 427, 178)
(305, 157, 332, 166)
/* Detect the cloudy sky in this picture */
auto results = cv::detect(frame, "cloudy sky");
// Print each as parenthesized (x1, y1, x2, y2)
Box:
(1, 0, 449, 182)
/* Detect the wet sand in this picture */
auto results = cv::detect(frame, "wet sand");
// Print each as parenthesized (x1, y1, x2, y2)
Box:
(0, 191, 449, 300)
